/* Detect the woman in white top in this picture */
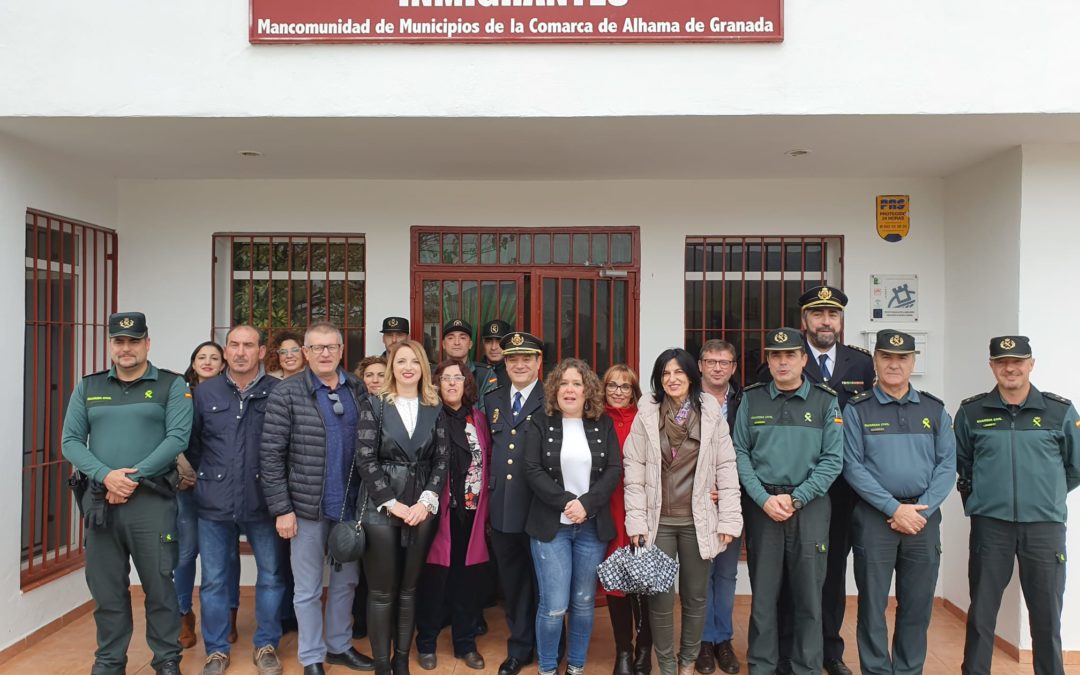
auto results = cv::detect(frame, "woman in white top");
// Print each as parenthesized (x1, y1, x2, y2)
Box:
(524, 358, 622, 675)
(355, 340, 449, 675)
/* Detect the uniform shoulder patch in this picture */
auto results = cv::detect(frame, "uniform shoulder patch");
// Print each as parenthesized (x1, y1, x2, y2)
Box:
(814, 383, 838, 397)
(848, 390, 874, 405)
(961, 392, 989, 406)
(846, 344, 872, 357)
(1043, 391, 1073, 406)
(743, 381, 767, 392)
(918, 390, 944, 404)
(87, 368, 111, 378)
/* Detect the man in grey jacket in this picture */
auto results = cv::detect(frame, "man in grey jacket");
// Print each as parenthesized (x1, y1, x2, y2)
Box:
(260, 322, 374, 675)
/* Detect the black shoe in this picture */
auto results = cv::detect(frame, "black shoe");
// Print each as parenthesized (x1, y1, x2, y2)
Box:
(327, 647, 376, 671)
(391, 652, 411, 675)
(304, 665, 326, 675)
(774, 660, 793, 675)
(461, 652, 485, 671)
(695, 642, 716, 674)
(156, 661, 181, 675)
(499, 656, 526, 675)
(824, 660, 852, 675)
(417, 653, 437, 671)
(632, 645, 652, 675)
(714, 641, 740, 675)
(476, 617, 489, 636)
(613, 651, 633, 675)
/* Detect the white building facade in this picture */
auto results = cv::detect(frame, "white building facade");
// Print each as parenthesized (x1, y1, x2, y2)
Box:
(1, 0, 1078, 663)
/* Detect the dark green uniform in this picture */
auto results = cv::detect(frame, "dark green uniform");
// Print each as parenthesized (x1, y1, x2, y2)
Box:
(62, 363, 193, 674)
(466, 359, 498, 413)
(734, 378, 843, 675)
(955, 386, 1080, 675)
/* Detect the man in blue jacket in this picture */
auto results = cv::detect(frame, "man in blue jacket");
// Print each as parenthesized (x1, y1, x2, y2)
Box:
(187, 325, 284, 675)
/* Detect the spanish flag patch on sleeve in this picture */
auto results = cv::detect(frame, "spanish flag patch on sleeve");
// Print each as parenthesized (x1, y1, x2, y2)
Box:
(185, 392, 192, 398)
(834, 416, 844, 424)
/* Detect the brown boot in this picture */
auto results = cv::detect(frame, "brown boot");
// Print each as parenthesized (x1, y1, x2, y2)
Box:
(228, 608, 239, 644)
(179, 610, 197, 649)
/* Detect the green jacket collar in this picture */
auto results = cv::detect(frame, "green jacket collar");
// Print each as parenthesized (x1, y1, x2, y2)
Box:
(768, 377, 811, 400)
(108, 362, 159, 383)
(985, 385, 1046, 411)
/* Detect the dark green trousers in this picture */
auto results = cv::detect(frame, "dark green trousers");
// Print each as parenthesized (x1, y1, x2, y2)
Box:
(744, 494, 830, 675)
(851, 500, 941, 675)
(85, 488, 181, 674)
(963, 516, 1066, 675)
(649, 522, 713, 675)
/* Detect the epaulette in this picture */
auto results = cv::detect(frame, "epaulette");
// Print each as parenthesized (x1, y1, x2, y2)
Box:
(846, 344, 872, 357)
(87, 368, 111, 377)
(743, 382, 767, 391)
(814, 383, 838, 397)
(1043, 391, 1072, 406)
(158, 368, 184, 377)
(848, 390, 873, 405)
(961, 392, 988, 406)
(919, 389, 944, 404)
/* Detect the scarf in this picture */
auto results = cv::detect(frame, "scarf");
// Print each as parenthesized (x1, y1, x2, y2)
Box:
(443, 403, 473, 518)
(660, 397, 695, 459)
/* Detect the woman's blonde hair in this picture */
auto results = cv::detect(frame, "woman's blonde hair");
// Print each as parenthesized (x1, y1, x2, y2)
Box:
(543, 358, 606, 420)
(380, 340, 439, 407)
(602, 363, 642, 405)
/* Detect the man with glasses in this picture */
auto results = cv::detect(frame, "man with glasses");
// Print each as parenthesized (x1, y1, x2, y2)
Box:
(187, 325, 285, 675)
(261, 322, 374, 675)
(695, 340, 743, 675)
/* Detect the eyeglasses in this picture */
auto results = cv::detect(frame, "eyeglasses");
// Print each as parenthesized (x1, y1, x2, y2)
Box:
(440, 375, 466, 383)
(277, 347, 302, 356)
(606, 383, 633, 394)
(305, 344, 342, 355)
(701, 359, 735, 369)
(326, 391, 344, 416)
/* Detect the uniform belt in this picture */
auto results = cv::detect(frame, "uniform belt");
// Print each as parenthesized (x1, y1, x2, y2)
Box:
(896, 496, 920, 505)
(762, 483, 796, 496)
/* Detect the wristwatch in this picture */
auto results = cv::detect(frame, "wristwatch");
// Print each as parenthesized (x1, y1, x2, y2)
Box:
(791, 497, 804, 511)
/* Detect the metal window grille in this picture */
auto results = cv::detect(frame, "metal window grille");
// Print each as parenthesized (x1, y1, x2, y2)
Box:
(684, 236, 843, 387)
(22, 209, 117, 587)
(411, 227, 639, 373)
(211, 234, 366, 371)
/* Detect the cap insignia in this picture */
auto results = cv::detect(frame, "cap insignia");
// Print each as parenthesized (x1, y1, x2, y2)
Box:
(489, 323, 499, 334)
(774, 332, 789, 344)
(511, 333, 524, 346)
(388, 318, 399, 328)
(817, 287, 832, 301)
(119, 317, 135, 329)
(1000, 338, 1016, 350)
(889, 334, 904, 347)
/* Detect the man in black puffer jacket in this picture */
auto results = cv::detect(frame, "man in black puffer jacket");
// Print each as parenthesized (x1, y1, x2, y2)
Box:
(260, 321, 375, 675)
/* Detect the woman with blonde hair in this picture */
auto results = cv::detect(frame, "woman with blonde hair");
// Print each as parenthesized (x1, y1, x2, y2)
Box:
(524, 358, 622, 675)
(356, 339, 449, 675)
(623, 349, 743, 675)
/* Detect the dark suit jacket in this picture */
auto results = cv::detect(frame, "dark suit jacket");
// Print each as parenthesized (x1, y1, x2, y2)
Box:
(484, 382, 544, 534)
(523, 412, 622, 542)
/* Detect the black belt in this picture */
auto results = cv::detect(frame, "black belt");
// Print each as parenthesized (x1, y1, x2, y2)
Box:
(762, 483, 796, 496)
(896, 496, 920, 505)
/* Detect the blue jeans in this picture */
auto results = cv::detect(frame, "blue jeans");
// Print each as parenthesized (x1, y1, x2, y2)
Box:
(175, 492, 241, 614)
(531, 521, 607, 672)
(702, 536, 740, 644)
(199, 518, 285, 654)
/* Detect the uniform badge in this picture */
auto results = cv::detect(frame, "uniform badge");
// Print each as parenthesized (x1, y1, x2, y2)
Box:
(119, 317, 135, 329)
(1000, 338, 1016, 350)
(922, 417, 931, 429)
(452, 319, 463, 327)
(774, 332, 789, 344)
(1033, 416, 1042, 428)
(388, 318, 400, 328)
(511, 333, 524, 346)
(804, 412, 813, 422)
(489, 323, 499, 334)
(492, 408, 500, 424)
(144, 390, 154, 399)
(890, 334, 905, 347)
(817, 287, 832, 302)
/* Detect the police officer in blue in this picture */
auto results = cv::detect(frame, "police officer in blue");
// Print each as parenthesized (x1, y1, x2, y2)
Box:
(760, 286, 875, 675)
(842, 330, 955, 675)
(956, 336, 1080, 675)
(483, 332, 546, 675)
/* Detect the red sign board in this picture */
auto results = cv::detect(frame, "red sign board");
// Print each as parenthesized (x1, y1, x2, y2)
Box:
(250, 0, 783, 44)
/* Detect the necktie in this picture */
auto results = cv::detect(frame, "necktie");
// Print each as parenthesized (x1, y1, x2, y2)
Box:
(513, 391, 523, 415)
(819, 354, 832, 381)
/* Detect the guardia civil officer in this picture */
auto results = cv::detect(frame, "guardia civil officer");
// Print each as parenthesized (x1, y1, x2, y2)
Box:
(956, 336, 1080, 675)
(842, 330, 955, 675)
(480, 319, 512, 390)
(379, 316, 410, 358)
(759, 286, 874, 675)
(484, 332, 546, 675)
(442, 319, 498, 411)
(735, 327, 843, 675)
(61, 312, 193, 675)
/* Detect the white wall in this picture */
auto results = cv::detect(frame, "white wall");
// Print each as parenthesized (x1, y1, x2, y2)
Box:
(4, 1, 1080, 117)
(0, 133, 117, 650)
(942, 148, 1024, 648)
(1018, 144, 1080, 651)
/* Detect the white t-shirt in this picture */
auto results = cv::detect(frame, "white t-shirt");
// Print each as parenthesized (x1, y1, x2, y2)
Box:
(559, 418, 592, 525)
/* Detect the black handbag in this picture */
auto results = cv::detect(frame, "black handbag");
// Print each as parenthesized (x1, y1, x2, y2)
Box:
(328, 396, 382, 565)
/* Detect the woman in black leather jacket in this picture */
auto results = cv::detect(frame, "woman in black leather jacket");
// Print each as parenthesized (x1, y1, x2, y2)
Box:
(356, 339, 449, 675)
(524, 358, 622, 675)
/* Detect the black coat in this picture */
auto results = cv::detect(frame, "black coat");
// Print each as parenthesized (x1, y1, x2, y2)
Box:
(354, 395, 449, 526)
(259, 369, 367, 521)
(484, 383, 545, 534)
(523, 412, 622, 543)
